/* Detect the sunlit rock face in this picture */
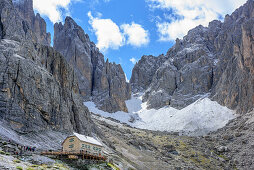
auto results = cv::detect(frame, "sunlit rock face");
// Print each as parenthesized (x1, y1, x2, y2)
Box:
(13, 0, 51, 46)
(131, 0, 254, 113)
(54, 17, 131, 113)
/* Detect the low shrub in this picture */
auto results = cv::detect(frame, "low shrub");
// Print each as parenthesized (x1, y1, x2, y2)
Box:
(13, 159, 21, 163)
(26, 168, 34, 170)
(16, 166, 23, 170)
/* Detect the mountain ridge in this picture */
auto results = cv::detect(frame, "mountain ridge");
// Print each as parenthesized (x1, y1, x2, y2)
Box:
(131, 0, 254, 114)
(0, 0, 254, 169)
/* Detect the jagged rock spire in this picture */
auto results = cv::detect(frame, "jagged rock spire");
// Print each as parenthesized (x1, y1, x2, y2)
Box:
(54, 17, 131, 113)
(13, 0, 51, 46)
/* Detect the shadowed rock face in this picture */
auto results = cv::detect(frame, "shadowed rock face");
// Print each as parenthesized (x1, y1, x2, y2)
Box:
(130, 55, 166, 93)
(54, 17, 131, 113)
(0, 0, 94, 135)
(13, 0, 51, 46)
(131, 0, 254, 113)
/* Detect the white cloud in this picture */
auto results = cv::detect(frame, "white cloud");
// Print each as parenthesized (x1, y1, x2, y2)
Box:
(33, 0, 82, 23)
(130, 57, 138, 64)
(147, 0, 247, 41)
(88, 12, 150, 51)
(121, 22, 150, 47)
(88, 12, 125, 51)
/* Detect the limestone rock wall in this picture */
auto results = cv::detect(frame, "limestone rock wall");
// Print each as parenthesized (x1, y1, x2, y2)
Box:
(0, 0, 94, 135)
(13, 0, 51, 46)
(54, 17, 131, 113)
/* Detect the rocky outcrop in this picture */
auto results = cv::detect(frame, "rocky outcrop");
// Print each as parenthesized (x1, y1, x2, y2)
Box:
(131, 0, 254, 113)
(0, 0, 94, 135)
(54, 17, 131, 113)
(97, 59, 131, 112)
(135, 24, 218, 109)
(13, 0, 51, 46)
(130, 55, 166, 93)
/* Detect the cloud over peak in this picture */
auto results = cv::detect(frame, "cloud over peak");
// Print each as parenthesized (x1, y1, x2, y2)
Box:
(147, 0, 247, 41)
(33, 0, 82, 23)
(88, 12, 125, 51)
(121, 22, 149, 47)
(88, 12, 150, 51)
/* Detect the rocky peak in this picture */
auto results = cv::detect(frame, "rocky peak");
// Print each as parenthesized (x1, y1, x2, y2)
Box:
(64, 16, 80, 30)
(54, 17, 95, 98)
(13, 0, 51, 46)
(13, 0, 33, 21)
(54, 17, 131, 113)
(131, 0, 254, 113)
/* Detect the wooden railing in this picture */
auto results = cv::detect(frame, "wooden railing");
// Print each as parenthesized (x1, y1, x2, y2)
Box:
(41, 151, 106, 161)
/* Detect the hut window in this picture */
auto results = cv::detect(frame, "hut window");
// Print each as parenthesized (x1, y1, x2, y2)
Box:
(69, 144, 74, 148)
(69, 138, 74, 142)
(93, 146, 99, 151)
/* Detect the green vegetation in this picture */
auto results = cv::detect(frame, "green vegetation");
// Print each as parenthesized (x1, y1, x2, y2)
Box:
(13, 159, 21, 163)
(218, 154, 230, 161)
(107, 163, 120, 170)
(26, 168, 34, 170)
(0, 150, 5, 154)
(16, 166, 23, 170)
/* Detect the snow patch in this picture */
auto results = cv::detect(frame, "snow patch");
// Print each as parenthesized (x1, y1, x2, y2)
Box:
(84, 94, 236, 136)
(13, 54, 25, 60)
(84, 101, 138, 124)
(214, 59, 219, 65)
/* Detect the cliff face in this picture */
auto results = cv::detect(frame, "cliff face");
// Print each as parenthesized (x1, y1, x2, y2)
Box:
(132, 23, 219, 109)
(131, 0, 254, 113)
(212, 0, 254, 113)
(0, 0, 94, 135)
(13, 0, 51, 46)
(130, 55, 166, 93)
(54, 17, 131, 113)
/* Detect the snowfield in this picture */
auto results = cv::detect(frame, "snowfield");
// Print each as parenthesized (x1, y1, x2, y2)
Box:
(84, 94, 236, 136)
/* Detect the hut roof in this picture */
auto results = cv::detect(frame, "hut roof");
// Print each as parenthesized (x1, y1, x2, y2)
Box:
(73, 133, 103, 147)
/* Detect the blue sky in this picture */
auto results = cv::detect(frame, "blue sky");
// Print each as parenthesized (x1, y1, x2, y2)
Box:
(33, 0, 247, 80)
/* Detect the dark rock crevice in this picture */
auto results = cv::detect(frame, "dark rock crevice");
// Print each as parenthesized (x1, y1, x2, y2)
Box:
(0, 16, 4, 39)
